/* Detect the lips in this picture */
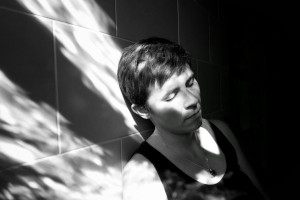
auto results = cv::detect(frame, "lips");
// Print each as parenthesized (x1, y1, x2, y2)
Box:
(186, 108, 201, 120)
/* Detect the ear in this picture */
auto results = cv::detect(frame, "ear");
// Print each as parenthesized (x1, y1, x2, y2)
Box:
(131, 104, 150, 119)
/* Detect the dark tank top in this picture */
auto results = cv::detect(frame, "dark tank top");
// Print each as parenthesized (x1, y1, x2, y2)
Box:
(135, 121, 264, 200)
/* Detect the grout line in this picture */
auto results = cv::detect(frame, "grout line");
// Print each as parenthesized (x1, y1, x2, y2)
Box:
(115, 0, 118, 37)
(120, 138, 124, 199)
(208, 17, 212, 64)
(52, 21, 62, 154)
(217, 0, 221, 21)
(120, 138, 123, 170)
(0, 6, 33, 16)
(0, 136, 124, 173)
(177, 0, 180, 44)
(219, 70, 222, 110)
(0, 5, 134, 45)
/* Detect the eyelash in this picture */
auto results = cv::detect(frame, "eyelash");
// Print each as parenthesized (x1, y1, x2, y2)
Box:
(186, 77, 195, 87)
(165, 78, 195, 101)
(165, 93, 176, 101)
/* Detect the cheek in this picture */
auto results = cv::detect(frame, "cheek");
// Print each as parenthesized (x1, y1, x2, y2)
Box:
(192, 84, 201, 97)
(151, 104, 182, 122)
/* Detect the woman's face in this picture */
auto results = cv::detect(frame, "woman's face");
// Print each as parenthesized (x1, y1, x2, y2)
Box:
(146, 65, 202, 135)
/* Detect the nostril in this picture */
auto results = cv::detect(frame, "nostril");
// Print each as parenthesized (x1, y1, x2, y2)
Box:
(184, 97, 199, 110)
(183, 90, 199, 110)
(186, 103, 197, 110)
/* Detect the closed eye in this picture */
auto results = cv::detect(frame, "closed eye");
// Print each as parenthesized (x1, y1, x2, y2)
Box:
(165, 93, 176, 101)
(186, 75, 195, 87)
(164, 88, 179, 101)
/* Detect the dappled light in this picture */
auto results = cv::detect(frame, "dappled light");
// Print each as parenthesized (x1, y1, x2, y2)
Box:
(17, 0, 115, 32)
(0, 70, 61, 164)
(123, 160, 243, 200)
(16, 0, 135, 130)
(0, 0, 138, 199)
(0, 68, 122, 199)
(0, 140, 122, 200)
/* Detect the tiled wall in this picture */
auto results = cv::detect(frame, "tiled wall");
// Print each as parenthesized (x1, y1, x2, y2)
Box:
(0, 0, 230, 199)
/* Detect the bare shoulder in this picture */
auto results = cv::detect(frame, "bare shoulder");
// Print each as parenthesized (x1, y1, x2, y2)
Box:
(123, 153, 167, 200)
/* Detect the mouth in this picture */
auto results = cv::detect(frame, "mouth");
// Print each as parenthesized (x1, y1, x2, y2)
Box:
(186, 108, 201, 120)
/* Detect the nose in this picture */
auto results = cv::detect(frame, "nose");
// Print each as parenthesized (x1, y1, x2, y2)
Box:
(183, 90, 199, 110)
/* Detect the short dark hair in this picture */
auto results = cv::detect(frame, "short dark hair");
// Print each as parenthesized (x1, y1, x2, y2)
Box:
(117, 37, 191, 106)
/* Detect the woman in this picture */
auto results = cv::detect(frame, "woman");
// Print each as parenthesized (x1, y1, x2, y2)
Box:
(118, 37, 268, 200)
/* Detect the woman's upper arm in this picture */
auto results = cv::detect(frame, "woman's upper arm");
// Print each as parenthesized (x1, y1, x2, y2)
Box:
(123, 153, 167, 200)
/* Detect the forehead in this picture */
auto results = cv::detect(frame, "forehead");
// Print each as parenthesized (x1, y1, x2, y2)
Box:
(148, 65, 193, 94)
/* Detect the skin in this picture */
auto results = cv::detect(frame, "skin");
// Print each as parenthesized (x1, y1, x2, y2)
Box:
(126, 64, 268, 200)
(132, 65, 202, 138)
(126, 64, 207, 200)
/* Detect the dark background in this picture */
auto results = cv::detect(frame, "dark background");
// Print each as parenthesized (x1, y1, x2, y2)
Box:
(223, 0, 299, 199)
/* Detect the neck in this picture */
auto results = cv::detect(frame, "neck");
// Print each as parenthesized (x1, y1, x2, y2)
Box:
(150, 128, 199, 150)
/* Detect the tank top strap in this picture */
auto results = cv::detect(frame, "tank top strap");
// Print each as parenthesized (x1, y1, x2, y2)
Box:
(208, 120, 240, 171)
(136, 141, 195, 182)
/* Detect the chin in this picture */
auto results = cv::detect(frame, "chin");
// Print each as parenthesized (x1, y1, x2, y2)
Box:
(191, 118, 202, 131)
(196, 115, 203, 125)
(197, 119, 202, 129)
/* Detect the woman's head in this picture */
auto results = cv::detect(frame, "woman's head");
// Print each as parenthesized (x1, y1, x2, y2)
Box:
(118, 37, 202, 134)
(117, 37, 191, 107)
